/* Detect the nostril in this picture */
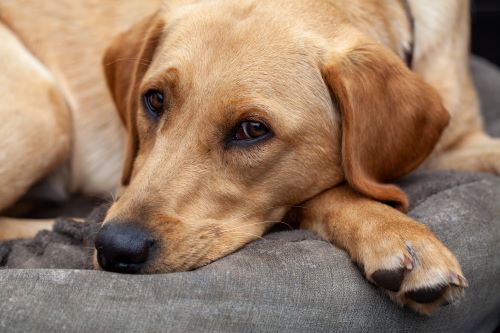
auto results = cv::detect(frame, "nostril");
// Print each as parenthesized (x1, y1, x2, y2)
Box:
(95, 222, 154, 273)
(114, 237, 151, 265)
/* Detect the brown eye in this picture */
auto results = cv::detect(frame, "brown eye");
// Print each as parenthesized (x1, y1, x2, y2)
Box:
(143, 90, 164, 118)
(233, 121, 271, 142)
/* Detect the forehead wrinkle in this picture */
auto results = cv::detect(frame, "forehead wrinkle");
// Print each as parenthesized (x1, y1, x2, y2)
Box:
(163, 2, 306, 68)
(158, 3, 319, 79)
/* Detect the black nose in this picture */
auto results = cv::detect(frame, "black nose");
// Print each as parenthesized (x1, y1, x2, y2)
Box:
(95, 222, 154, 273)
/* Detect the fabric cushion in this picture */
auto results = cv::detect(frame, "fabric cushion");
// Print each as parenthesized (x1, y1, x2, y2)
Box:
(0, 57, 499, 332)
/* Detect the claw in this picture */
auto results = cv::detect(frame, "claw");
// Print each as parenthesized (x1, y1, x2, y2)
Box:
(459, 275, 469, 288)
(450, 272, 469, 288)
(401, 254, 414, 270)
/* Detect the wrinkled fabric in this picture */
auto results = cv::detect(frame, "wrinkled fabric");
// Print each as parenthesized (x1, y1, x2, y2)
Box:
(0, 205, 105, 269)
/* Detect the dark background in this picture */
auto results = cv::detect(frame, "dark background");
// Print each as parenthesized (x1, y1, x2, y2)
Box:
(472, 0, 500, 66)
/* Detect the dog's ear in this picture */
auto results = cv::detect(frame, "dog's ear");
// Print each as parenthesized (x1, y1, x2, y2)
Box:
(103, 12, 165, 185)
(322, 41, 449, 212)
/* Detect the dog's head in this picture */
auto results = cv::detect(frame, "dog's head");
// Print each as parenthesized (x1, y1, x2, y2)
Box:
(96, 2, 449, 273)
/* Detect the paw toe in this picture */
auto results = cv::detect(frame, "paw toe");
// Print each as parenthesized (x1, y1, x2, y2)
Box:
(405, 285, 448, 304)
(371, 268, 406, 292)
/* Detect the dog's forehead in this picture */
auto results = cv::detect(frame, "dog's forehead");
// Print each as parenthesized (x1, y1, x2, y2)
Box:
(144, 6, 330, 115)
(148, 4, 313, 81)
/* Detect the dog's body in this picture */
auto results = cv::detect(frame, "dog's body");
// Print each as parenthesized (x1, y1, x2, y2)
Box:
(0, 0, 161, 203)
(1, 0, 499, 315)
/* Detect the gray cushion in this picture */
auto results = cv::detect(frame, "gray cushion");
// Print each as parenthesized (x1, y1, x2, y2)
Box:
(0, 57, 499, 332)
(472, 57, 500, 137)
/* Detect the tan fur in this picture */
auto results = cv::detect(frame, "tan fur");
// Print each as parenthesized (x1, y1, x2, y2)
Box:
(103, 11, 167, 185)
(0, 21, 72, 212)
(299, 186, 468, 315)
(0, 0, 162, 197)
(322, 37, 449, 211)
(1, 0, 498, 315)
(0, 218, 54, 241)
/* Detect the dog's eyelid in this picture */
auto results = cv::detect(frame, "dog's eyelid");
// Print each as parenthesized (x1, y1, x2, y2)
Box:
(224, 133, 273, 149)
(141, 67, 180, 92)
(220, 103, 278, 148)
(237, 115, 272, 130)
(224, 119, 274, 149)
(140, 80, 167, 96)
(140, 78, 178, 118)
(230, 105, 274, 126)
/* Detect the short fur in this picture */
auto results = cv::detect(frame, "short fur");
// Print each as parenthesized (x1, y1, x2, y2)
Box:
(1, 0, 498, 315)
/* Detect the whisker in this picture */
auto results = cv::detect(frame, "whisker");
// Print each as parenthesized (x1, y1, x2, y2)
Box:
(276, 220, 293, 230)
(108, 190, 118, 203)
(104, 57, 153, 67)
(218, 220, 282, 232)
(225, 231, 266, 241)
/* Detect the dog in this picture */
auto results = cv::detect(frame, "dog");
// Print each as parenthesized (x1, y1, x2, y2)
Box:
(1, 0, 499, 315)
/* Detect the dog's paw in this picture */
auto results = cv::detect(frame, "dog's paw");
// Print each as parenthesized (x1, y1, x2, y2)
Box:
(354, 223, 468, 315)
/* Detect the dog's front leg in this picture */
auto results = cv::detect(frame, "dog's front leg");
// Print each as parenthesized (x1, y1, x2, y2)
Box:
(299, 185, 468, 315)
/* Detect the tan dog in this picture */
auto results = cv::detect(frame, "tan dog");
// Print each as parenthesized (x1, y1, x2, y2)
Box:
(1, 0, 498, 315)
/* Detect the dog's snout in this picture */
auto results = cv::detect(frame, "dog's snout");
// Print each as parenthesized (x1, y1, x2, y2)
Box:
(95, 222, 154, 274)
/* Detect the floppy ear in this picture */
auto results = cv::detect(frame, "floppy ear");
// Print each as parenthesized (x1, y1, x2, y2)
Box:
(322, 41, 449, 212)
(103, 12, 165, 185)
